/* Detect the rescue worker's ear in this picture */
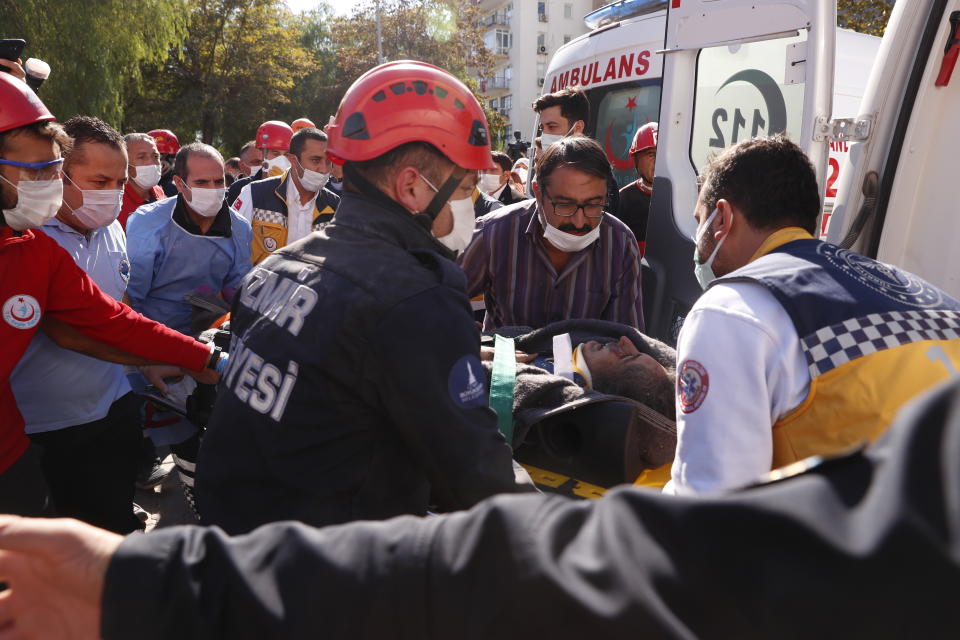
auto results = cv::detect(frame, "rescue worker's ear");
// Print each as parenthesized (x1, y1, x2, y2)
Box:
(531, 179, 541, 200)
(572, 120, 586, 135)
(392, 166, 429, 215)
(712, 199, 734, 239)
(285, 152, 302, 175)
(173, 174, 187, 195)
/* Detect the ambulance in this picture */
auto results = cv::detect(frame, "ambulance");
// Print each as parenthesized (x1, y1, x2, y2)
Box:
(538, 0, 909, 343)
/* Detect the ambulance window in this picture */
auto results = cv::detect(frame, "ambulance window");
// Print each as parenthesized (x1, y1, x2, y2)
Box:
(690, 32, 807, 175)
(589, 81, 661, 188)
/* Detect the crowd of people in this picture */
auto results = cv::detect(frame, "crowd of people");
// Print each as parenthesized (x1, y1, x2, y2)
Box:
(1, 52, 959, 638)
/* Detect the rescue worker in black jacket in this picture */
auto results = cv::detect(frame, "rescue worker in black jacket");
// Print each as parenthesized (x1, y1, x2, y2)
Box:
(193, 60, 532, 535)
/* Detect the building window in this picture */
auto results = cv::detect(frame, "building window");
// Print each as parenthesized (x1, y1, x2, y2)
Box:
(538, 2, 547, 21)
(495, 29, 512, 54)
(563, 34, 572, 44)
(502, 94, 513, 112)
(490, 98, 499, 110)
(537, 33, 545, 48)
(564, 3, 572, 19)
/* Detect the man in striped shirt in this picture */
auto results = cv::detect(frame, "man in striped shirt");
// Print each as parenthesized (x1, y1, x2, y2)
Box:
(459, 136, 644, 331)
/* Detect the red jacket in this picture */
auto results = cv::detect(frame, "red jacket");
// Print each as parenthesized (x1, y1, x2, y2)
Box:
(120, 182, 166, 230)
(1, 226, 210, 472)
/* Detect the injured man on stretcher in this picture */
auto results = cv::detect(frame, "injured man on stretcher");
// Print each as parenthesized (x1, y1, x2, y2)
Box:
(479, 319, 678, 487)
(481, 318, 676, 418)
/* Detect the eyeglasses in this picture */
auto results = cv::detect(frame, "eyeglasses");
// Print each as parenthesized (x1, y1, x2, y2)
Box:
(542, 187, 606, 218)
(0, 157, 64, 181)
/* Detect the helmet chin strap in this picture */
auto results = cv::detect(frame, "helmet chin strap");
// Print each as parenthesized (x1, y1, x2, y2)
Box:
(421, 167, 467, 222)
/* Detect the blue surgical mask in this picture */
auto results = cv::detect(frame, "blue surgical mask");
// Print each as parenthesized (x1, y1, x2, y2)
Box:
(693, 207, 725, 290)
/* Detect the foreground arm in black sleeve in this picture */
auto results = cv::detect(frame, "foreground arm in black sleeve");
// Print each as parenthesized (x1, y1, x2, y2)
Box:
(96, 380, 960, 640)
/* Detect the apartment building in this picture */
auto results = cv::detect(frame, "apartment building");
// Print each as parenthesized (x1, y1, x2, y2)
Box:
(475, 0, 604, 149)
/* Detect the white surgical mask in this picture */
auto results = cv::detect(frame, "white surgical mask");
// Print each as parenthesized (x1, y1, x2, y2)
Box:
(436, 197, 476, 254)
(298, 165, 329, 192)
(693, 207, 726, 290)
(131, 164, 161, 189)
(0, 175, 63, 231)
(185, 185, 226, 218)
(514, 168, 528, 186)
(540, 209, 601, 253)
(539, 133, 564, 150)
(264, 155, 291, 177)
(64, 175, 122, 229)
(480, 173, 502, 194)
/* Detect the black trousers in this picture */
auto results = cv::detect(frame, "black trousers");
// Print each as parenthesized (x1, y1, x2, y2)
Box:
(0, 443, 50, 516)
(29, 392, 144, 534)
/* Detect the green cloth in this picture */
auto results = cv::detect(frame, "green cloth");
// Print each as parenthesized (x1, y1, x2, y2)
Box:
(489, 334, 516, 447)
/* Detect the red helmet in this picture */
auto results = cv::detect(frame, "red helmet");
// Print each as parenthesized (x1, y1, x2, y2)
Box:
(291, 117, 316, 132)
(326, 60, 493, 170)
(148, 129, 180, 155)
(0, 73, 55, 134)
(629, 122, 659, 155)
(256, 121, 293, 151)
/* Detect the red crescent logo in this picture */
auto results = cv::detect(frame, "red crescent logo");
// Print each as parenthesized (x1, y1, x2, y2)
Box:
(604, 124, 634, 171)
(12, 305, 35, 322)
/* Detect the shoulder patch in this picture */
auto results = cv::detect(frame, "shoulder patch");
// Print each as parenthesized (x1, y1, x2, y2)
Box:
(678, 359, 709, 414)
(232, 197, 243, 210)
(448, 354, 487, 409)
(3, 294, 42, 330)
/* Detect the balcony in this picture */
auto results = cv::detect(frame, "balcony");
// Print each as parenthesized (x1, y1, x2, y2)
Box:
(538, 13, 548, 22)
(480, 77, 511, 92)
(482, 14, 510, 27)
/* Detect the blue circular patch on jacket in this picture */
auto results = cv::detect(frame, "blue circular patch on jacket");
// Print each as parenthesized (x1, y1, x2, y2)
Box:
(447, 354, 487, 409)
(118, 259, 131, 281)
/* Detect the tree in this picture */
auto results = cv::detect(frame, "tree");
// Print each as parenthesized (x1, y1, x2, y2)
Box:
(123, 0, 317, 154)
(1, 0, 188, 126)
(837, 0, 895, 37)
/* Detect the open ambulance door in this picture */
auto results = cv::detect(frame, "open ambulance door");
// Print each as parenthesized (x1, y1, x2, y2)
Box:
(643, 0, 836, 343)
(827, 0, 960, 300)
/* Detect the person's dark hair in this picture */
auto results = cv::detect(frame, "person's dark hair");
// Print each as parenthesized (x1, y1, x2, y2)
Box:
(491, 151, 512, 173)
(699, 134, 821, 235)
(534, 135, 612, 190)
(346, 141, 451, 190)
(593, 363, 677, 420)
(532, 87, 590, 130)
(0, 120, 70, 156)
(62, 116, 124, 169)
(224, 157, 242, 172)
(289, 128, 328, 158)
(173, 142, 223, 180)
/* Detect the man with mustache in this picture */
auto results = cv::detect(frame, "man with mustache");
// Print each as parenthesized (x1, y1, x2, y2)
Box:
(459, 136, 643, 331)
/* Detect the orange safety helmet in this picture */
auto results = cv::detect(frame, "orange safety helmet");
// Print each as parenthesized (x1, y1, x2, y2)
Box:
(629, 122, 658, 156)
(326, 60, 493, 170)
(0, 73, 55, 134)
(291, 117, 316, 132)
(148, 129, 180, 155)
(256, 121, 293, 151)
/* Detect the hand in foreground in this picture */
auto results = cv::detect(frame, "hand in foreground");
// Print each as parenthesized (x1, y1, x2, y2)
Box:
(0, 59, 26, 81)
(479, 346, 537, 363)
(0, 516, 122, 640)
(138, 364, 184, 394)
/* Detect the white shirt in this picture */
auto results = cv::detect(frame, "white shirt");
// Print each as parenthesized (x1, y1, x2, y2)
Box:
(232, 177, 316, 244)
(285, 174, 317, 244)
(663, 275, 811, 495)
(11, 218, 132, 433)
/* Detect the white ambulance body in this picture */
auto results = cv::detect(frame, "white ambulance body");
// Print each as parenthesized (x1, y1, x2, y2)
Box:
(536, 0, 960, 346)
(540, 0, 881, 238)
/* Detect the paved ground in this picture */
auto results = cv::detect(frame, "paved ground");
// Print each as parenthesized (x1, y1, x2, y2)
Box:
(134, 456, 198, 531)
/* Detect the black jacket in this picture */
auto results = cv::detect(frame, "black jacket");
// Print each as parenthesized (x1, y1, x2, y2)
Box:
(195, 191, 527, 534)
(498, 185, 527, 206)
(226, 169, 264, 205)
(107, 378, 960, 639)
